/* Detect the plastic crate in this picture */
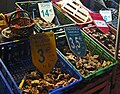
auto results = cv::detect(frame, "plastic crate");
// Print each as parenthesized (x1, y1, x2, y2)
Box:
(81, 22, 120, 63)
(0, 59, 21, 94)
(0, 38, 82, 94)
(0, 38, 31, 64)
(55, 28, 118, 80)
(15, 1, 75, 31)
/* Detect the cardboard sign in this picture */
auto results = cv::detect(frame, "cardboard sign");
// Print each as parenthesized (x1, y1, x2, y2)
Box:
(30, 32, 58, 74)
(38, 2, 55, 23)
(99, 10, 112, 22)
(65, 26, 86, 57)
(89, 12, 109, 34)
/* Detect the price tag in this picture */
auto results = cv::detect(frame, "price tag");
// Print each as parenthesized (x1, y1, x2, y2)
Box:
(99, 10, 112, 22)
(89, 12, 109, 34)
(38, 2, 55, 23)
(30, 32, 58, 74)
(94, 20, 108, 27)
(65, 26, 86, 57)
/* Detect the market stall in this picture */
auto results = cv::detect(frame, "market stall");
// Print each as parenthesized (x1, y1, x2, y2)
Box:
(0, 0, 119, 94)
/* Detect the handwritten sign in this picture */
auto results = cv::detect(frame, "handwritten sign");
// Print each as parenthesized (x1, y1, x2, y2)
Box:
(30, 32, 58, 74)
(65, 26, 86, 57)
(38, 2, 55, 22)
(89, 12, 109, 34)
(100, 10, 112, 22)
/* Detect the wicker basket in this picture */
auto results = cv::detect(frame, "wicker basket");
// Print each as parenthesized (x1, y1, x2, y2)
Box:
(8, 10, 35, 38)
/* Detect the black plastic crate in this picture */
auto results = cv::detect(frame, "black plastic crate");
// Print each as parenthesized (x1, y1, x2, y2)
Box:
(0, 38, 30, 64)
(0, 59, 21, 94)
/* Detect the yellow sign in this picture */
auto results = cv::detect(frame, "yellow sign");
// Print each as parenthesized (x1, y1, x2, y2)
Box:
(30, 32, 58, 74)
(0, 13, 7, 26)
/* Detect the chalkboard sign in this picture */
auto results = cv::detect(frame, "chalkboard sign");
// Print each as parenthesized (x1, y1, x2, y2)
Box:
(65, 26, 86, 57)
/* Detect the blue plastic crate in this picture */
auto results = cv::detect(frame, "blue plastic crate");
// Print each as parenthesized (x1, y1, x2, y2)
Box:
(0, 72, 13, 94)
(0, 38, 82, 94)
(0, 59, 21, 94)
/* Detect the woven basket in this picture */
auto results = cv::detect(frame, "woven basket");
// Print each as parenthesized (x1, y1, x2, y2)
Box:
(8, 10, 35, 38)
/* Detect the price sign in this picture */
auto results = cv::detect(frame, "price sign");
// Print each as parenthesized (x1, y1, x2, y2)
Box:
(65, 26, 86, 57)
(89, 12, 109, 34)
(38, 2, 55, 23)
(100, 10, 112, 22)
(30, 32, 58, 74)
(94, 20, 108, 27)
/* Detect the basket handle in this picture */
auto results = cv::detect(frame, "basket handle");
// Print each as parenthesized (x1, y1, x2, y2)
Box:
(8, 10, 33, 27)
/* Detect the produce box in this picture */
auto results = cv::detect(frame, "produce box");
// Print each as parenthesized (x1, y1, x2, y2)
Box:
(81, 22, 120, 62)
(0, 38, 82, 94)
(15, 1, 75, 31)
(55, 29, 118, 80)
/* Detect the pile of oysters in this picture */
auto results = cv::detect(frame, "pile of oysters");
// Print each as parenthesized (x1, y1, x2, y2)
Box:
(22, 67, 77, 94)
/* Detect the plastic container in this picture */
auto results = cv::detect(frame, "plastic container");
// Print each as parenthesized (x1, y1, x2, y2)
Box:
(81, 22, 120, 63)
(55, 28, 118, 80)
(0, 38, 82, 94)
(15, 1, 75, 31)
(0, 59, 21, 94)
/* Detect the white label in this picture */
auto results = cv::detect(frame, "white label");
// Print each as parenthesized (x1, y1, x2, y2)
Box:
(38, 2, 55, 23)
(99, 10, 112, 22)
(94, 20, 108, 27)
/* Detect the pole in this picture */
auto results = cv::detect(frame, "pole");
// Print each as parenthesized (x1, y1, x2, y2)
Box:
(111, 3, 120, 94)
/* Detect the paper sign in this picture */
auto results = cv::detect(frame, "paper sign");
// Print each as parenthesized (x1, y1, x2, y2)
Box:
(99, 10, 112, 22)
(89, 12, 109, 34)
(65, 26, 86, 57)
(38, 2, 55, 23)
(94, 20, 108, 27)
(30, 32, 58, 74)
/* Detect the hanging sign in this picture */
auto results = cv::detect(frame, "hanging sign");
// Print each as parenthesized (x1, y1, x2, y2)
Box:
(99, 10, 112, 22)
(38, 2, 55, 23)
(30, 32, 58, 74)
(89, 12, 109, 34)
(65, 26, 86, 57)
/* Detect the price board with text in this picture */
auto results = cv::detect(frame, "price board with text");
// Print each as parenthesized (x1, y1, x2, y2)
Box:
(30, 32, 58, 74)
(65, 26, 86, 57)
(99, 10, 112, 22)
(38, 2, 55, 22)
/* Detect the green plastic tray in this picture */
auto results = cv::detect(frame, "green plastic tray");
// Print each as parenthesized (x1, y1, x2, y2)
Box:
(15, 1, 75, 31)
(55, 29, 118, 80)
